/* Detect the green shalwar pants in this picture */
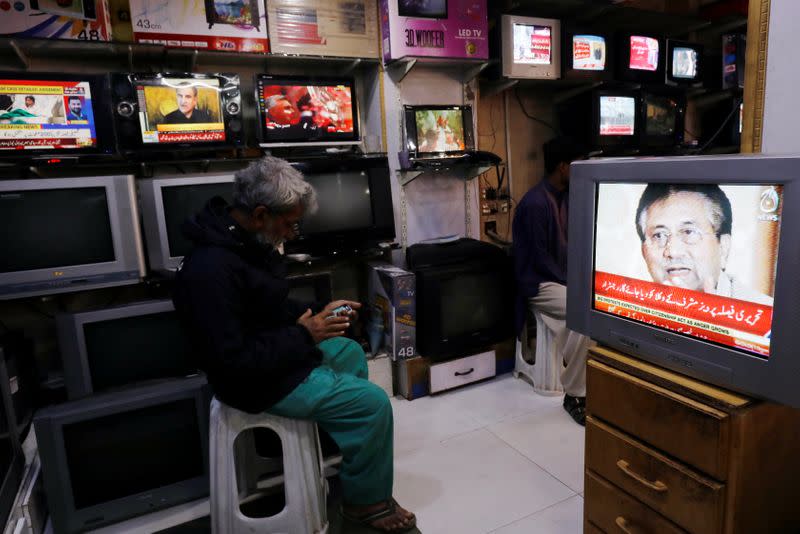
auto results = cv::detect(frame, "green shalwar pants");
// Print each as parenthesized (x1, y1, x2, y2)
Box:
(268, 337, 393, 505)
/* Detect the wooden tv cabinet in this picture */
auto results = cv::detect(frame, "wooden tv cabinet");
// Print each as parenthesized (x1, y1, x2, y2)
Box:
(584, 346, 800, 533)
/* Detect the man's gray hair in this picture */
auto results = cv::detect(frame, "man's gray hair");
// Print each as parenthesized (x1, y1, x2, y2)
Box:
(233, 156, 318, 215)
(265, 94, 289, 110)
(176, 83, 198, 97)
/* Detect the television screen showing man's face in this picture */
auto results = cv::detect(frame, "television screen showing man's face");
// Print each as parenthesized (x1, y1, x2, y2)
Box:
(176, 87, 198, 117)
(593, 182, 783, 358)
(69, 98, 83, 116)
(639, 190, 730, 292)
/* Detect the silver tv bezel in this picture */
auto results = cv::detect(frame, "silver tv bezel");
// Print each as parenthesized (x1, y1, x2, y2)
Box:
(0, 176, 145, 300)
(501, 14, 562, 80)
(567, 154, 800, 408)
(138, 174, 235, 273)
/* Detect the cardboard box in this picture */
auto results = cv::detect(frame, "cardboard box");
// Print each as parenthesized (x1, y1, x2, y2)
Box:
(130, 0, 269, 53)
(367, 262, 416, 361)
(267, 0, 380, 58)
(0, 0, 112, 41)
(393, 355, 429, 400)
(379, 0, 488, 62)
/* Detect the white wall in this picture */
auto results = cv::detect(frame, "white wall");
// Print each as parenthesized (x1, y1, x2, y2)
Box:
(761, 1, 800, 153)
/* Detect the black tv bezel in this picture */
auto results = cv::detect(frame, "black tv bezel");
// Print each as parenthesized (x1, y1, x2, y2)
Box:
(34, 377, 211, 534)
(112, 72, 243, 154)
(397, 0, 447, 19)
(639, 85, 686, 150)
(561, 29, 613, 81)
(254, 74, 360, 148)
(287, 272, 333, 304)
(403, 104, 476, 159)
(616, 32, 666, 84)
(415, 259, 514, 361)
(0, 71, 116, 162)
(0, 346, 24, 533)
(666, 39, 704, 87)
(593, 88, 642, 151)
(283, 156, 395, 256)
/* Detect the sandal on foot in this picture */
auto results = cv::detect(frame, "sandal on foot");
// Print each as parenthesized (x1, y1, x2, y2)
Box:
(563, 394, 586, 426)
(341, 499, 416, 533)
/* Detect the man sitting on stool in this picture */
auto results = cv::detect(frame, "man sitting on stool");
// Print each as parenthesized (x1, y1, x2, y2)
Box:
(173, 157, 416, 533)
(512, 137, 592, 426)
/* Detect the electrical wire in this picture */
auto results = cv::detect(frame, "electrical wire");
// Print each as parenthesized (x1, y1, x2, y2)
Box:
(513, 86, 559, 134)
(697, 104, 740, 154)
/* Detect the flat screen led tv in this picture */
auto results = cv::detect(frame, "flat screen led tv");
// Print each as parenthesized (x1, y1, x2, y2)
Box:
(139, 174, 235, 272)
(111, 72, 243, 153)
(0, 176, 145, 300)
(255, 75, 359, 148)
(56, 300, 198, 400)
(567, 155, 800, 408)
(501, 15, 561, 79)
(403, 105, 475, 159)
(0, 72, 115, 160)
(34, 376, 210, 534)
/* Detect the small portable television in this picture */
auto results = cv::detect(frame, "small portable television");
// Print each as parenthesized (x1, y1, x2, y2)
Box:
(558, 85, 640, 154)
(666, 40, 703, 87)
(616, 32, 665, 83)
(0, 72, 115, 161)
(568, 154, 800, 408)
(57, 300, 198, 400)
(204, 0, 262, 30)
(255, 75, 359, 148)
(138, 174, 235, 273)
(0, 175, 145, 300)
(562, 29, 611, 81)
(639, 86, 686, 152)
(35, 377, 211, 534)
(403, 105, 475, 160)
(285, 157, 395, 256)
(501, 14, 561, 79)
(111, 72, 243, 154)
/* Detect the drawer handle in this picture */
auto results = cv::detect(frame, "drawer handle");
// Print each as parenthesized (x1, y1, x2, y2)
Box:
(615, 516, 637, 534)
(616, 459, 668, 493)
(454, 368, 475, 377)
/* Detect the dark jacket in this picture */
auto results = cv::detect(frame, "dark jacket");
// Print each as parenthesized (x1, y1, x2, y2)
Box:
(172, 197, 322, 413)
(511, 180, 569, 334)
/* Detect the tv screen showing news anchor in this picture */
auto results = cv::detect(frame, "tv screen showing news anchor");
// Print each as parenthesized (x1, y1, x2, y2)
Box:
(594, 183, 782, 358)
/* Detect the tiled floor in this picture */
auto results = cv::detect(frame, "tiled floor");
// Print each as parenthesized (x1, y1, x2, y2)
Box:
(392, 374, 585, 534)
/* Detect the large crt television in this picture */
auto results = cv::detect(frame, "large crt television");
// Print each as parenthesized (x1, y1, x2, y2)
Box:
(410, 240, 514, 360)
(110, 72, 243, 154)
(139, 174, 235, 273)
(0, 176, 145, 300)
(403, 105, 475, 159)
(501, 15, 561, 80)
(567, 155, 800, 408)
(255, 75, 359, 148)
(616, 32, 665, 83)
(0, 72, 115, 160)
(562, 29, 611, 81)
(56, 300, 198, 400)
(34, 376, 211, 534)
(285, 157, 395, 256)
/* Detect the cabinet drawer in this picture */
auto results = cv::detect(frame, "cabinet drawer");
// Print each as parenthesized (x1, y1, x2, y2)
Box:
(586, 471, 687, 534)
(587, 360, 729, 480)
(585, 520, 605, 534)
(586, 417, 724, 534)
(429, 350, 495, 393)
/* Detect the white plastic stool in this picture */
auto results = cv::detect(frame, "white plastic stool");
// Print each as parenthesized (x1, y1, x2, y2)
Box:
(513, 310, 564, 396)
(209, 397, 329, 534)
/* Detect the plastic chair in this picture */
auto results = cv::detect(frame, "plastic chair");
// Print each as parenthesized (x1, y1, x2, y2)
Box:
(514, 309, 565, 396)
(209, 397, 329, 534)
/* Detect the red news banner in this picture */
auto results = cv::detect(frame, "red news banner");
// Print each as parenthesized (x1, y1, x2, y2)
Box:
(594, 272, 772, 356)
